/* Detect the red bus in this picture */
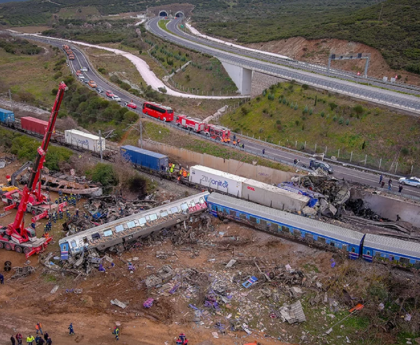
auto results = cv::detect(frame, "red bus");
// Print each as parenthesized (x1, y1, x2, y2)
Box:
(142, 102, 174, 122)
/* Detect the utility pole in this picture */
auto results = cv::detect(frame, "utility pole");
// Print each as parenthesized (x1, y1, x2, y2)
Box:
(99, 130, 103, 162)
(9, 89, 12, 110)
(140, 117, 143, 148)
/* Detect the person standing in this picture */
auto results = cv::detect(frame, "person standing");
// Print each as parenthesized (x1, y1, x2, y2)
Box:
(43, 334, 48, 343)
(399, 185, 403, 193)
(0, 273, 4, 284)
(26, 335, 34, 345)
(381, 181, 385, 188)
(15, 333, 22, 345)
(35, 336, 41, 345)
(10, 335, 16, 345)
(68, 323, 74, 335)
(379, 174, 383, 184)
(115, 327, 119, 341)
(262, 148, 265, 155)
(36, 323, 43, 335)
(388, 178, 392, 190)
(46, 337, 52, 345)
(37, 338, 44, 345)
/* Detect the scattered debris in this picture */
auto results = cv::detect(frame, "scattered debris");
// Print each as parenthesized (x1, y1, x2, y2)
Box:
(111, 299, 128, 309)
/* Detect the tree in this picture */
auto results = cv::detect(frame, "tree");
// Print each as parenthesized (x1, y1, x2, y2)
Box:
(87, 163, 119, 187)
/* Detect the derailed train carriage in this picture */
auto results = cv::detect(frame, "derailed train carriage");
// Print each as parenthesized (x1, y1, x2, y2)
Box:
(59, 192, 209, 259)
(206, 193, 420, 266)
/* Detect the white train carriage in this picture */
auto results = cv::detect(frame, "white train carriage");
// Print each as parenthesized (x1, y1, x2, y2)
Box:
(207, 193, 364, 259)
(59, 192, 209, 259)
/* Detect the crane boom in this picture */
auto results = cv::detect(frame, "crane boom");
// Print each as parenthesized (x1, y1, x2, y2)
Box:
(7, 82, 67, 242)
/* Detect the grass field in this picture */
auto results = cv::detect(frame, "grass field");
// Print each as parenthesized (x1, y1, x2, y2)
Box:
(0, 41, 70, 108)
(58, 6, 100, 20)
(220, 82, 420, 174)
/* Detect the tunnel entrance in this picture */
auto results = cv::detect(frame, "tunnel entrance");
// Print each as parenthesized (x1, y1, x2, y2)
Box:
(175, 11, 184, 18)
(159, 10, 168, 17)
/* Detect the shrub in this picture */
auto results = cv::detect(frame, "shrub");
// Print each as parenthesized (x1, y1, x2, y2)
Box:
(320, 111, 325, 117)
(338, 116, 344, 125)
(309, 108, 313, 115)
(268, 93, 275, 101)
(276, 120, 281, 124)
(87, 163, 119, 187)
(240, 106, 249, 116)
(329, 102, 338, 111)
(401, 147, 409, 155)
(333, 116, 337, 121)
(346, 119, 350, 125)
(353, 105, 364, 115)
(302, 84, 309, 90)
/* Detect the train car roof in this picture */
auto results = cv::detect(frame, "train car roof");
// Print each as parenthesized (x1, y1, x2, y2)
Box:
(243, 178, 310, 203)
(0, 107, 14, 114)
(208, 193, 364, 245)
(59, 191, 209, 245)
(120, 145, 167, 159)
(364, 233, 420, 259)
(65, 129, 101, 140)
(191, 165, 247, 183)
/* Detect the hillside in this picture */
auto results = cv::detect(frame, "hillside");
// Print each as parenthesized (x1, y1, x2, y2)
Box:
(197, 0, 420, 74)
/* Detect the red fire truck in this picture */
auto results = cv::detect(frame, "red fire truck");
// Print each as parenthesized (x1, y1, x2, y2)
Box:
(205, 124, 231, 143)
(176, 115, 206, 133)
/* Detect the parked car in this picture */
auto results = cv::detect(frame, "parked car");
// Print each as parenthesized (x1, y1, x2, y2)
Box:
(106, 90, 114, 98)
(80, 67, 88, 72)
(125, 101, 137, 109)
(88, 80, 97, 88)
(309, 159, 333, 174)
(111, 95, 122, 102)
(97, 88, 103, 94)
(398, 177, 420, 188)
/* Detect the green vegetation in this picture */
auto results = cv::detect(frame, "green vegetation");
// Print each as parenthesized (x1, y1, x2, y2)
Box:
(0, 128, 73, 171)
(221, 82, 420, 174)
(86, 162, 119, 187)
(0, 37, 42, 55)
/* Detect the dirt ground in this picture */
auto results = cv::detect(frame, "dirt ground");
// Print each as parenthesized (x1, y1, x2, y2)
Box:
(246, 37, 420, 86)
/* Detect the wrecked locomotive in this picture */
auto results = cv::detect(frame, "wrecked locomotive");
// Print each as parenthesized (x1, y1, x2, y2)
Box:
(59, 192, 209, 259)
(206, 193, 420, 267)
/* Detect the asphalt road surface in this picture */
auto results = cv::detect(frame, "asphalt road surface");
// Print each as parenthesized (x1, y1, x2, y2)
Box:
(14, 34, 420, 199)
(148, 17, 420, 116)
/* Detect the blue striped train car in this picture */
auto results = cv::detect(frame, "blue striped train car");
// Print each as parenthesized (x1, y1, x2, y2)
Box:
(363, 233, 420, 265)
(206, 193, 364, 260)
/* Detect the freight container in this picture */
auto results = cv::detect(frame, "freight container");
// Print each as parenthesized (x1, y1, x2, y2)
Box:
(189, 165, 245, 197)
(120, 145, 168, 172)
(65, 129, 105, 152)
(242, 179, 309, 213)
(20, 117, 50, 135)
(0, 108, 14, 124)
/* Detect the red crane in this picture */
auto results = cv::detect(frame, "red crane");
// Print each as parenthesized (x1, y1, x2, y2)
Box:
(0, 82, 67, 257)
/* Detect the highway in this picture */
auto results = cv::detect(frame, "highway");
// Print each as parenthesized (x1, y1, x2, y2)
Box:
(12, 33, 420, 199)
(147, 17, 420, 116)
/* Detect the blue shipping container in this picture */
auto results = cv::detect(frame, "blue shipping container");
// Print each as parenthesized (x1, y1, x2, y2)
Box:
(0, 107, 15, 124)
(120, 145, 168, 172)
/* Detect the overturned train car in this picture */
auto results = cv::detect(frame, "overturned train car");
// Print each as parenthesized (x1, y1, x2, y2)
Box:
(59, 192, 209, 259)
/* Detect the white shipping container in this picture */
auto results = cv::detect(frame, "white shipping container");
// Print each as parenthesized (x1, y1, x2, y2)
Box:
(242, 179, 309, 212)
(189, 165, 245, 197)
(65, 129, 105, 152)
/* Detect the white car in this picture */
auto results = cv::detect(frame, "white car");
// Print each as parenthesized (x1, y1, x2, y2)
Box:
(78, 75, 85, 80)
(398, 177, 420, 188)
(80, 67, 88, 72)
(111, 95, 121, 102)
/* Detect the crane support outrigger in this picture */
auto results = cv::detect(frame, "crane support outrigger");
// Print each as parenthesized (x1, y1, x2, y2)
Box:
(0, 82, 67, 258)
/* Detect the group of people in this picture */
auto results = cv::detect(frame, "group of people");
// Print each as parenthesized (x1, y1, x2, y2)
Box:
(11, 324, 52, 345)
(379, 174, 403, 192)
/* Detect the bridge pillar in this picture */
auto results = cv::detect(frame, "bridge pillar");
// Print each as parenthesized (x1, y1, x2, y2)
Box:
(221, 61, 252, 95)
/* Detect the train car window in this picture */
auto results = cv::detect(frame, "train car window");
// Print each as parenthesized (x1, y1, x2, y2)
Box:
(318, 237, 326, 244)
(217, 206, 223, 212)
(138, 218, 146, 226)
(199, 197, 205, 204)
(329, 241, 335, 247)
(229, 210, 236, 217)
(366, 250, 371, 256)
(249, 216, 257, 223)
(145, 215, 150, 221)
(305, 233, 313, 241)
(160, 210, 168, 217)
(240, 213, 247, 220)
(282, 226, 289, 233)
(71, 240, 77, 248)
(351, 247, 356, 253)
(115, 225, 124, 232)
(149, 213, 158, 221)
(103, 230, 113, 237)
(190, 201, 196, 207)
(294, 229, 301, 237)
(127, 221, 136, 229)
(270, 223, 277, 232)
(400, 257, 409, 265)
(181, 203, 188, 212)
(171, 206, 180, 214)
(388, 254, 393, 260)
(92, 233, 101, 240)
(259, 219, 267, 230)
(223, 208, 229, 215)
(211, 204, 217, 211)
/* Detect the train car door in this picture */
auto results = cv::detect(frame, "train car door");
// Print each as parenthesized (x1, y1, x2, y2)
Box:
(60, 242, 69, 260)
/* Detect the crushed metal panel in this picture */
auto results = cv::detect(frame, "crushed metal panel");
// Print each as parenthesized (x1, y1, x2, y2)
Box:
(289, 300, 306, 323)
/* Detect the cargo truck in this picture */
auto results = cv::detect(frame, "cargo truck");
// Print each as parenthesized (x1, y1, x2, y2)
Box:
(120, 145, 168, 172)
